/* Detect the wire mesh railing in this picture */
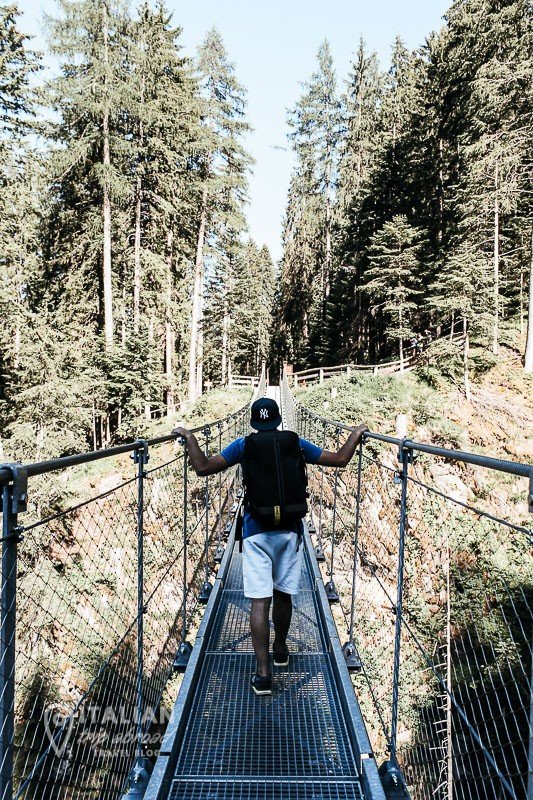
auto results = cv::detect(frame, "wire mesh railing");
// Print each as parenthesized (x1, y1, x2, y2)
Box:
(0, 372, 267, 800)
(281, 371, 533, 800)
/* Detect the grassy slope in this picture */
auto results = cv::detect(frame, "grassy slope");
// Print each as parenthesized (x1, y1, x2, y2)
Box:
(51, 386, 251, 513)
(296, 344, 532, 463)
(297, 346, 532, 770)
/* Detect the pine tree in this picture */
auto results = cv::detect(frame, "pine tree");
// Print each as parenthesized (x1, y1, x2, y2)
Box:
(361, 215, 425, 370)
(188, 27, 252, 402)
(440, 0, 533, 361)
(0, 3, 43, 458)
(326, 39, 383, 362)
(126, 2, 201, 416)
(429, 241, 492, 399)
(283, 40, 342, 364)
(232, 241, 274, 376)
(0, 3, 40, 141)
(44, 0, 133, 350)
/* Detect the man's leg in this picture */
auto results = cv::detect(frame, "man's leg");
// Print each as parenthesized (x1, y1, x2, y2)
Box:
(272, 589, 292, 648)
(250, 597, 271, 677)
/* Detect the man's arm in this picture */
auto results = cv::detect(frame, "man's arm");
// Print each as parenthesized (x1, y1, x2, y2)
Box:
(317, 424, 368, 468)
(173, 427, 229, 476)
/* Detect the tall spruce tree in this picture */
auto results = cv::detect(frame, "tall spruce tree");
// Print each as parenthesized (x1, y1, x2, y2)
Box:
(360, 215, 425, 370)
(280, 40, 342, 366)
(45, 0, 133, 351)
(232, 241, 275, 376)
(0, 3, 45, 458)
(126, 2, 200, 417)
(325, 39, 383, 362)
(187, 27, 252, 402)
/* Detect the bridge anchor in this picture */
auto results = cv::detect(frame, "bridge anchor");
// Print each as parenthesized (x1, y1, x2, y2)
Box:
(315, 544, 326, 562)
(378, 760, 409, 798)
(342, 641, 362, 671)
(122, 757, 152, 799)
(325, 580, 339, 603)
(199, 580, 213, 603)
(173, 641, 193, 671)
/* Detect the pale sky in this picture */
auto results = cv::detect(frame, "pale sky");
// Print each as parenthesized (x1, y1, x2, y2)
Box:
(17, 0, 450, 262)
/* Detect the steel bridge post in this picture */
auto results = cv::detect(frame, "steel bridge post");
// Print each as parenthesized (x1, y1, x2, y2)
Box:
(390, 441, 411, 762)
(134, 442, 149, 761)
(123, 442, 152, 797)
(173, 442, 192, 671)
(214, 423, 224, 563)
(343, 439, 364, 671)
(325, 427, 341, 603)
(0, 466, 26, 800)
(199, 428, 212, 603)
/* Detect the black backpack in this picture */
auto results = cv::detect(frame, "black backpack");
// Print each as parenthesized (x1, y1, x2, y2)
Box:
(241, 430, 308, 530)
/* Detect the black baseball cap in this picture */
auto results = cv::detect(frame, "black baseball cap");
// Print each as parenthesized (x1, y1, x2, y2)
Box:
(250, 397, 282, 431)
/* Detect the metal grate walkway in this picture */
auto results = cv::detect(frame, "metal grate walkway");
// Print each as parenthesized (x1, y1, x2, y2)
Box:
(145, 527, 385, 800)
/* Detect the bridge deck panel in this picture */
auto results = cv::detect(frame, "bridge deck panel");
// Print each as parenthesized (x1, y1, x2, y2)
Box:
(169, 780, 364, 799)
(210, 589, 322, 654)
(168, 540, 366, 798)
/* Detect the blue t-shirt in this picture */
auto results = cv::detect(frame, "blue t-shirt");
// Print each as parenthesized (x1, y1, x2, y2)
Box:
(220, 435, 322, 538)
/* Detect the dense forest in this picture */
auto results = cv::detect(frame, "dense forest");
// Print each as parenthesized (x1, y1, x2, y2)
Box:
(0, 0, 274, 461)
(274, 0, 533, 387)
(0, 0, 531, 466)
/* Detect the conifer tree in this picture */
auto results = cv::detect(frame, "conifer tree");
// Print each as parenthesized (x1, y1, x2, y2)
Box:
(126, 2, 200, 416)
(188, 27, 252, 402)
(326, 39, 383, 362)
(0, 3, 43, 457)
(45, 0, 132, 353)
(360, 215, 424, 370)
(280, 41, 342, 366)
(232, 241, 275, 376)
(429, 241, 491, 399)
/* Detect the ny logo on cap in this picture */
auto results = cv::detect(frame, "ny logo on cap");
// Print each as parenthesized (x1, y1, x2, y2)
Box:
(260, 408, 269, 419)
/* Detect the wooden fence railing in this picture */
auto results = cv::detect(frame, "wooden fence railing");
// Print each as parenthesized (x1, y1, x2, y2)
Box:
(287, 327, 464, 388)
(227, 375, 261, 388)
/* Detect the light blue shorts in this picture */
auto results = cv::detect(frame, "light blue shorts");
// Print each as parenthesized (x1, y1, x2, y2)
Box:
(242, 532, 303, 599)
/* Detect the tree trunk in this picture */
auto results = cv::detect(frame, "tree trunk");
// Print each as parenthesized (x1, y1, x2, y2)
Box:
(13, 323, 20, 371)
(463, 318, 471, 402)
(121, 284, 126, 344)
(524, 229, 533, 373)
(324, 154, 332, 328)
(92, 399, 97, 451)
(133, 175, 142, 334)
(133, 72, 145, 334)
(438, 137, 444, 247)
(188, 184, 208, 402)
(492, 161, 499, 356)
(145, 316, 154, 420)
(196, 311, 203, 399)
(399, 306, 404, 372)
(165, 229, 175, 414)
(520, 262, 524, 338)
(102, 0, 113, 352)
(221, 295, 229, 385)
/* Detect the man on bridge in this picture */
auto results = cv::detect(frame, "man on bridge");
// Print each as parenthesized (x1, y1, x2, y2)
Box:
(174, 398, 367, 696)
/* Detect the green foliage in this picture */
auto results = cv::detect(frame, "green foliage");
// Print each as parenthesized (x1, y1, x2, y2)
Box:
(0, 3, 259, 461)
(277, 1, 532, 373)
(276, 40, 342, 366)
(297, 371, 468, 448)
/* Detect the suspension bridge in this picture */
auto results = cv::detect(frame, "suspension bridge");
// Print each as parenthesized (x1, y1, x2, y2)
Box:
(0, 367, 531, 800)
